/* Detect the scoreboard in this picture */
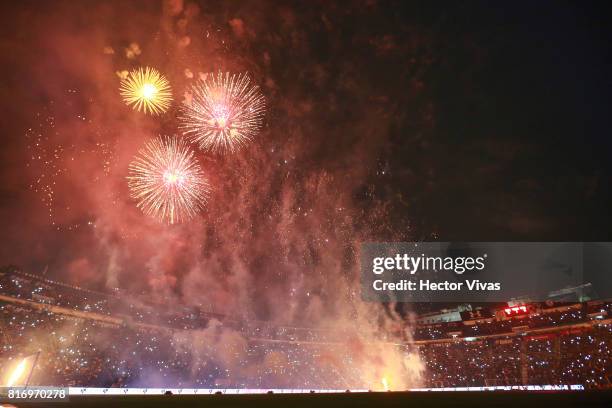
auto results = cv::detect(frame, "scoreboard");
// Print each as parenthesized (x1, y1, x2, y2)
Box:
(503, 305, 529, 316)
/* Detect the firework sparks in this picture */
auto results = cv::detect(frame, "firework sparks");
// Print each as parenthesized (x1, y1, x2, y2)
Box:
(179, 72, 265, 153)
(127, 137, 209, 224)
(26, 103, 116, 230)
(120, 67, 173, 115)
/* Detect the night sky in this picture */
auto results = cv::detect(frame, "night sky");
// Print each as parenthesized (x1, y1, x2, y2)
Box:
(0, 0, 610, 321)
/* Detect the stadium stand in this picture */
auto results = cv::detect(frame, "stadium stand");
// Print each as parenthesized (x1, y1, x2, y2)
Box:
(1, 267, 611, 389)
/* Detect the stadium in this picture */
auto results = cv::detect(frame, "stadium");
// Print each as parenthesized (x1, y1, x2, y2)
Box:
(1, 0, 612, 407)
(1, 266, 611, 406)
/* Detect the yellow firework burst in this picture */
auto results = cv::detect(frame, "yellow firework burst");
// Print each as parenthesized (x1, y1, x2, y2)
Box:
(120, 67, 173, 115)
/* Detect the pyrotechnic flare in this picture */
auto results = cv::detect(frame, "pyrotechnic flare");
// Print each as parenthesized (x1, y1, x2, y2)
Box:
(120, 67, 172, 115)
(179, 72, 266, 153)
(127, 137, 209, 224)
(5, 358, 27, 387)
(381, 376, 390, 391)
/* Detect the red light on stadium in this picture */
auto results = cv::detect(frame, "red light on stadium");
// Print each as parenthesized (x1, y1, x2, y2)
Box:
(504, 305, 528, 316)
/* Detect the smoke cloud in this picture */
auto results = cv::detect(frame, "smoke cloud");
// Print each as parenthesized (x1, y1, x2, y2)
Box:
(2, 0, 433, 389)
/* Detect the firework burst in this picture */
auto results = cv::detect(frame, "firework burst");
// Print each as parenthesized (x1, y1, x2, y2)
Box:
(179, 72, 266, 153)
(127, 137, 209, 224)
(120, 67, 173, 115)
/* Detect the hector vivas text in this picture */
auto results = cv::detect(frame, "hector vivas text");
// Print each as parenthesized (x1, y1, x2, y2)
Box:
(371, 253, 501, 292)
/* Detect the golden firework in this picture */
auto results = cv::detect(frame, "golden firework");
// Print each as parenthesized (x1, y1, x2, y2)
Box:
(120, 67, 172, 115)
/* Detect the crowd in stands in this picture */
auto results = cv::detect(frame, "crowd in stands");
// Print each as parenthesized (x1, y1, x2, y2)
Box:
(1, 267, 611, 389)
(0, 267, 223, 331)
(418, 327, 612, 388)
(413, 306, 607, 341)
(0, 304, 374, 389)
